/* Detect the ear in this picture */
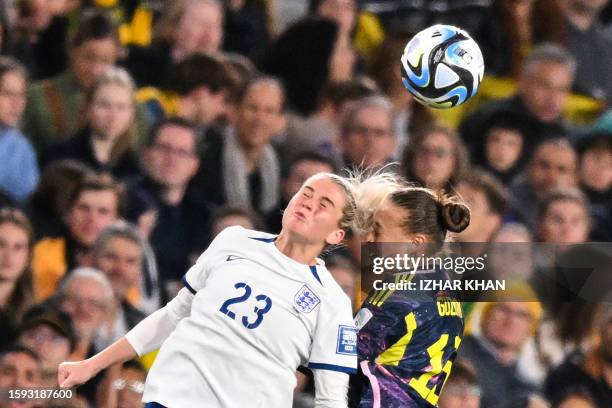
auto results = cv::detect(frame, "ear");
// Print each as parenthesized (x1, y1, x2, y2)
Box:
(411, 234, 427, 246)
(325, 228, 346, 246)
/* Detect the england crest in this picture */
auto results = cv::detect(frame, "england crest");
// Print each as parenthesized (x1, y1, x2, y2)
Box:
(294, 284, 320, 313)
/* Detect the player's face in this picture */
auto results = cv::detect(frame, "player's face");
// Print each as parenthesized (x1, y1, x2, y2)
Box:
(283, 160, 334, 202)
(89, 83, 135, 142)
(370, 200, 411, 242)
(283, 176, 347, 246)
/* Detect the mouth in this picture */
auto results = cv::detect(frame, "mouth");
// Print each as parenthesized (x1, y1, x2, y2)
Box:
(294, 211, 307, 222)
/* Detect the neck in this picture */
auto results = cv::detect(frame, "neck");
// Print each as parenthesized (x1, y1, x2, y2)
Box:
(161, 185, 186, 205)
(274, 231, 323, 265)
(0, 280, 16, 309)
(239, 143, 264, 173)
(563, 1, 598, 31)
(91, 132, 115, 163)
(177, 97, 197, 122)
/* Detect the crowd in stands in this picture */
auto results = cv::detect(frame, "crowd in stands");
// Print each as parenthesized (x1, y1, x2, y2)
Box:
(0, 1, 610, 407)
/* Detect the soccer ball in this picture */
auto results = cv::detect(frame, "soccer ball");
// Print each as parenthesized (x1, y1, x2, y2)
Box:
(401, 24, 484, 109)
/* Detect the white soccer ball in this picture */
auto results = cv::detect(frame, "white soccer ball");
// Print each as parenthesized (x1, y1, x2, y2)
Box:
(401, 24, 485, 109)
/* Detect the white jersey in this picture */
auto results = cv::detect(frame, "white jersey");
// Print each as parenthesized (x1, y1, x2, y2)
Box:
(142, 226, 357, 407)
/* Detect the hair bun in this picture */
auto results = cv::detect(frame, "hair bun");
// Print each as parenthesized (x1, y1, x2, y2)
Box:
(441, 202, 470, 233)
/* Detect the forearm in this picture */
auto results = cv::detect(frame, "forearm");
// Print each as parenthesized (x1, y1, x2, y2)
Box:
(88, 337, 137, 375)
(313, 369, 349, 408)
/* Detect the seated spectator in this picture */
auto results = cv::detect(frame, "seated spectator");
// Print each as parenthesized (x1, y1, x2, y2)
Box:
(455, 170, 508, 243)
(56, 267, 114, 360)
(0, 208, 34, 350)
(339, 95, 398, 170)
(136, 52, 239, 135)
(438, 360, 481, 408)
(124, 0, 224, 88)
(9, 0, 69, 80)
(22, 11, 122, 152)
(0, 57, 39, 203)
(472, 111, 527, 185)
(259, 17, 356, 117)
(369, 32, 435, 153)
(401, 125, 470, 194)
(545, 306, 612, 408)
(26, 159, 93, 240)
(41, 67, 140, 180)
(0, 344, 42, 408)
(32, 173, 123, 300)
(459, 301, 543, 408)
(209, 206, 263, 240)
(576, 131, 611, 241)
(281, 76, 379, 165)
(127, 118, 210, 289)
(459, 44, 575, 159)
(537, 188, 591, 244)
(508, 138, 578, 230)
(266, 151, 336, 233)
(560, 0, 612, 102)
(190, 77, 285, 216)
(91, 223, 148, 350)
(18, 304, 76, 388)
(97, 359, 147, 408)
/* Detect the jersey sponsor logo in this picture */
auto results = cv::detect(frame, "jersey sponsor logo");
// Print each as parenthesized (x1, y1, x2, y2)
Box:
(293, 284, 320, 313)
(336, 325, 357, 355)
(226, 255, 245, 261)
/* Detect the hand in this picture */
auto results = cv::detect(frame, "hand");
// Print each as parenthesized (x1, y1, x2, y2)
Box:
(58, 360, 96, 388)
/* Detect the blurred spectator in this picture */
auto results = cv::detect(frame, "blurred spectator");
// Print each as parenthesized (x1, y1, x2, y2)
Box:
(281, 76, 379, 165)
(471, 111, 527, 185)
(97, 359, 147, 408)
(91, 223, 147, 350)
(455, 170, 508, 243)
(438, 360, 481, 408)
(128, 118, 210, 290)
(223, 0, 272, 59)
(553, 387, 600, 408)
(473, 0, 565, 78)
(190, 77, 284, 215)
(0, 345, 42, 408)
(22, 10, 122, 152)
(369, 32, 435, 153)
(459, 44, 575, 158)
(560, 0, 612, 102)
(92, 0, 164, 47)
(0, 208, 34, 350)
(41, 66, 140, 180)
(259, 17, 355, 117)
(545, 306, 612, 407)
(340, 95, 397, 169)
(125, 0, 224, 88)
(576, 132, 612, 241)
(537, 188, 591, 244)
(459, 301, 543, 408)
(0, 57, 39, 203)
(402, 125, 470, 194)
(209, 206, 262, 239)
(309, 0, 357, 41)
(18, 304, 76, 387)
(56, 267, 114, 359)
(26, 159, 93, 240)
(9, 0, 69, 80)
(136, 52, 239, 133)
(32, 173, 123, 300)
(508, 138, 578, 230)
(325, 253, 357, 309)
(266, 151, 336, 233)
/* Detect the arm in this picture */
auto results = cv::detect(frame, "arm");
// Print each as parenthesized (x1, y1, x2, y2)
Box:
(313, 369, 349, 408)
(58, 288, 194, 388)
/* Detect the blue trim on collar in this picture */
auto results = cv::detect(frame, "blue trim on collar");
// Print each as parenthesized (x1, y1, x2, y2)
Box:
(249, 236, 276, 243)
(310, 265, 322, 285)
(181, 275, 197, 295)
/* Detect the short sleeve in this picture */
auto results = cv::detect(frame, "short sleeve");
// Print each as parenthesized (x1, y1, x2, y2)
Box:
(308, 296, 358, 374)
(182, 226, 237, 294)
